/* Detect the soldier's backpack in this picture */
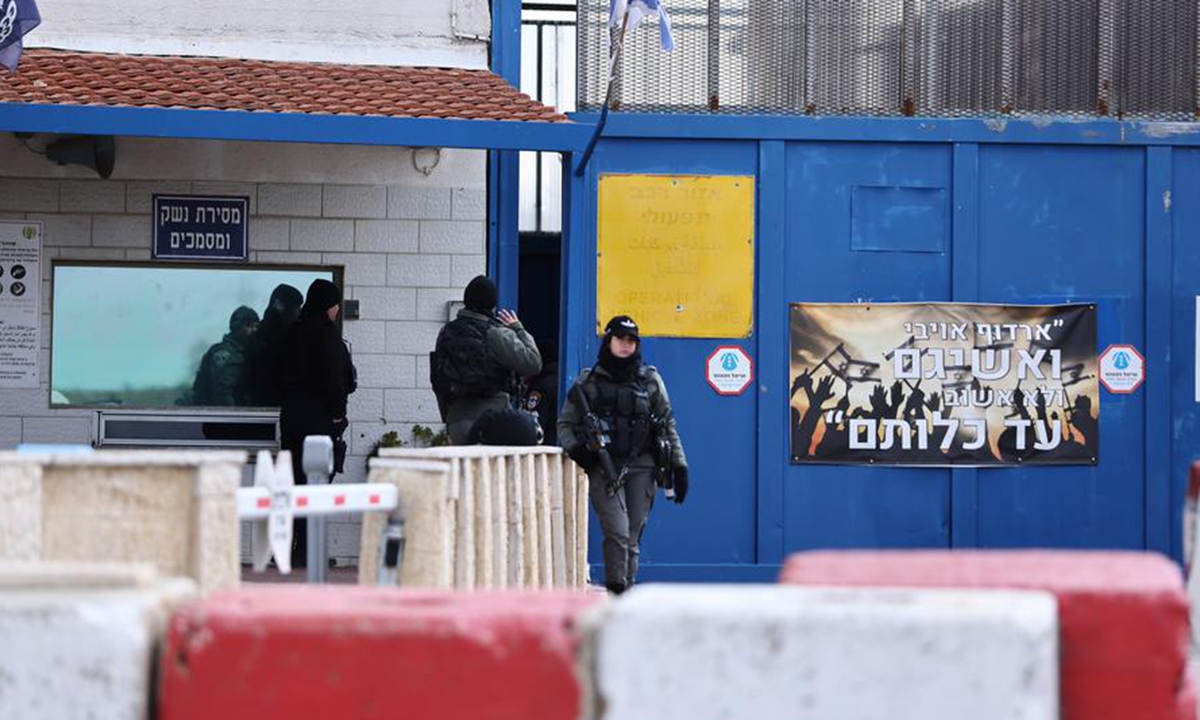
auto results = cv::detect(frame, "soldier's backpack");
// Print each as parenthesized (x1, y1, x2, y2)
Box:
(430, 315, 511, 401)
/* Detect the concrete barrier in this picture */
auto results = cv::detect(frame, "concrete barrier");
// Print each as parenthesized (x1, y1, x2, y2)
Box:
(0, 450, 245, 594)
(781, 550, 1196, 720)
(582, 584, 1059, 720)
(157, 587, 602, 720)
(0, 562, 194, 720)
(360, 447, 588, 588)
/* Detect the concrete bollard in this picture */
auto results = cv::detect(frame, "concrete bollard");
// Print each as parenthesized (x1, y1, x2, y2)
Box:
(582, 584, 1059, 720)
(781, 550, 1196, 720)
(0, 563, 195, 720)
(0, 451, 245, 594)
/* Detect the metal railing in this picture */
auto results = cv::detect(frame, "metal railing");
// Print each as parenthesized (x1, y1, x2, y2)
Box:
(521, 1, 577, 233)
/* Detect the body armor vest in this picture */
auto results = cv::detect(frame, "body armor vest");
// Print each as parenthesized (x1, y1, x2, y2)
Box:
(588, 368, 653, 460)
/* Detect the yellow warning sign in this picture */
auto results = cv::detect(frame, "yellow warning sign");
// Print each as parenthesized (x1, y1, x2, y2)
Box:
(597, 174, 755, 338)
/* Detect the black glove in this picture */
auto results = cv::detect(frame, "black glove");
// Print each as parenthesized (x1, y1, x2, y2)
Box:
(672, 466, 688, 504)
(567, 445, 597, 471)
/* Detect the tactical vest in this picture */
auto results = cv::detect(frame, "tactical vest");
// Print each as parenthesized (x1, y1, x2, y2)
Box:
(587, 367, 653, 460)
(433, 315, 512, 400)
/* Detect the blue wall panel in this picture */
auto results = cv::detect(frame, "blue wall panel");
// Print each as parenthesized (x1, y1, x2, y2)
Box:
(578, 139, 761, 579)
(973, 145, 1145, 549)
(781, 143, 954, 552)
(1171, 150, 1200, 563)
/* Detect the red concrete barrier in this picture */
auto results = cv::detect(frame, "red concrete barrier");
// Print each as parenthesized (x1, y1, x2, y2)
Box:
(781, 550, 1195, 720)
(158, 587, 602, 720)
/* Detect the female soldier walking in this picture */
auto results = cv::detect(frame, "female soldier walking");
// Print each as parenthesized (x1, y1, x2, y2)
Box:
(558, 315, 688, 594)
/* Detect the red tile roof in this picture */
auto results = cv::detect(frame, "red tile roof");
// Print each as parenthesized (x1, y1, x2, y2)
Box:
(0, 49, 570, 122)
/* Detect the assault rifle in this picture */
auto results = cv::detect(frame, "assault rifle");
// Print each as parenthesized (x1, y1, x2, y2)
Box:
(570, 383, 626, 495)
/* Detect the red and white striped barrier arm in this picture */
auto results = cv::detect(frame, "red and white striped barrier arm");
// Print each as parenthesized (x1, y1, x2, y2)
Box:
(237, 483, 398, 519)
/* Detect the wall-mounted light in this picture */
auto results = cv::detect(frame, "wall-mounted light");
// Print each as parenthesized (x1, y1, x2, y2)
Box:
(412, 147, 442, 177)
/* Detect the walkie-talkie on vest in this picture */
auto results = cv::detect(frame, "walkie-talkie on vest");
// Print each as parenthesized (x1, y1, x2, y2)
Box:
(571, 383, 627, 495)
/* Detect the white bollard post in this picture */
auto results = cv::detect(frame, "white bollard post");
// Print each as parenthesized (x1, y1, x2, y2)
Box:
(303, 436, 334, 584)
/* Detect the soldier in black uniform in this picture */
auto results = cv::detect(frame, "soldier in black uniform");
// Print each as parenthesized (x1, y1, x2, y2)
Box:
(558, 315, 688, 594)
(278, 279, 354, 568)
(243, 283, 304, 406)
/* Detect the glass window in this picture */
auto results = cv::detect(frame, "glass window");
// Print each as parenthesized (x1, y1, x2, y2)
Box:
(51, 262, 339, 409)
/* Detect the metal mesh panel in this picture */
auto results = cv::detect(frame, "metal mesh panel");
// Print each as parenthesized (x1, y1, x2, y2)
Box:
(578, 0, 1200, 119)
(1118, 0, 1196, 118)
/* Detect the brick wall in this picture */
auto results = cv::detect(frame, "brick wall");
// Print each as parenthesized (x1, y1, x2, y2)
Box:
(0, 138, 486, 563)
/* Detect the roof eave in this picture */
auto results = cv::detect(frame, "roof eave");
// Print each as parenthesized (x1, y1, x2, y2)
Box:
(0, 102, 590, 152)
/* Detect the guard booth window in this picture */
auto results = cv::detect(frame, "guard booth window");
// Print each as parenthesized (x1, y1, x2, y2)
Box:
(50, 261, 339, 410)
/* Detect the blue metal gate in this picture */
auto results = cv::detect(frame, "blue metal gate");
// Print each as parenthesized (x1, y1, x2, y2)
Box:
(563, 116, 1196, 581)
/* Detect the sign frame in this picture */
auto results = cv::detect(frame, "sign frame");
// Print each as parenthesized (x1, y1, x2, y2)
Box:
(153, 194, 250, 262)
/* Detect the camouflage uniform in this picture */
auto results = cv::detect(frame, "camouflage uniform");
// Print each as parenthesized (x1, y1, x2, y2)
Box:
(190, 306, 259, 406)
(558, 362, 687, 591)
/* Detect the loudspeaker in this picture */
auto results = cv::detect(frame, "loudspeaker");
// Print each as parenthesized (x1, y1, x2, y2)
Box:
(45, 135, 116, 179)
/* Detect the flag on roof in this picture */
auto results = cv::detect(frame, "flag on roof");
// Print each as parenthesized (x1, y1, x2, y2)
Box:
(0, 0, 41, 72)
(610, 0, 675, 52)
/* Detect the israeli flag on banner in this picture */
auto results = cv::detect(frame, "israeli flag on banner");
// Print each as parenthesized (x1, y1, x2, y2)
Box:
(610, 0, 675, 52)
(0, 0, 41, 72)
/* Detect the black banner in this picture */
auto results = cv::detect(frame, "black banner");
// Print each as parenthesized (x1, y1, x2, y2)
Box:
(790, 303, 1098, 466)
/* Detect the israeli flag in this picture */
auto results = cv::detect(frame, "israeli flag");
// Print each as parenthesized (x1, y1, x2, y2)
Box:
(0, 0, 40, 72)
(610, 0, 675, 52)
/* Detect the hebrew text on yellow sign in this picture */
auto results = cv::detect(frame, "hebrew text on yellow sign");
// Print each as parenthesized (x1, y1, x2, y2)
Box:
(597, 174, 755, 338)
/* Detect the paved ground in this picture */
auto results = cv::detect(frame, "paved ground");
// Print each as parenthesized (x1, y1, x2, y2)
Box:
(241, 565, 359, 585)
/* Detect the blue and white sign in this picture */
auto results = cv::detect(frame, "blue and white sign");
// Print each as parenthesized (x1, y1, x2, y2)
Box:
(1098, 343, 1144, 394)
(706, 345, 753, 396)
(153, 195, 249, 261)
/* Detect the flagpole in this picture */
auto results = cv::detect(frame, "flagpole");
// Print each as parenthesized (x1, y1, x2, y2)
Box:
(574, 9, 630, 178)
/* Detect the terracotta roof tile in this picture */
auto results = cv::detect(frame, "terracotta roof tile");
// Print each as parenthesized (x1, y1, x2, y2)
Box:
(0, 49, 571, 123)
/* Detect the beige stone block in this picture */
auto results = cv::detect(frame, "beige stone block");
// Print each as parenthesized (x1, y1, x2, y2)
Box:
(486, 456, 509, 589)
(575, 461, 590, 586)
(536, 454, 554, 587)
(454, 459, 475, 589)
(0, 451, 245, 594)
(550, 455, 567, 587)
(562, 455, 578, 587)
(518, 454, 536, 587)
(371, 447, 587, 589)
(0, 462, 42, 561)
(504, 454, 525, 588)
(360, 459, 455, 588)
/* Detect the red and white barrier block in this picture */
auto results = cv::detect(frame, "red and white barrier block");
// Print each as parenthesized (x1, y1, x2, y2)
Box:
(583, 585, 1059, 720)
(781, 550, 1196, 720)
(157, 587, 602, 720)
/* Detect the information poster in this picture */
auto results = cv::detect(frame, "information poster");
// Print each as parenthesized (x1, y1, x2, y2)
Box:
(0, 220, 41, 388)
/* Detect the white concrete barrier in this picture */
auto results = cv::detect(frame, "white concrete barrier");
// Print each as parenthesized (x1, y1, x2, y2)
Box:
(583, 585, 1059, 720)
(0, 451, 246, 594)
(0, 562, 195, 720)
(359, 447, 588, 589)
